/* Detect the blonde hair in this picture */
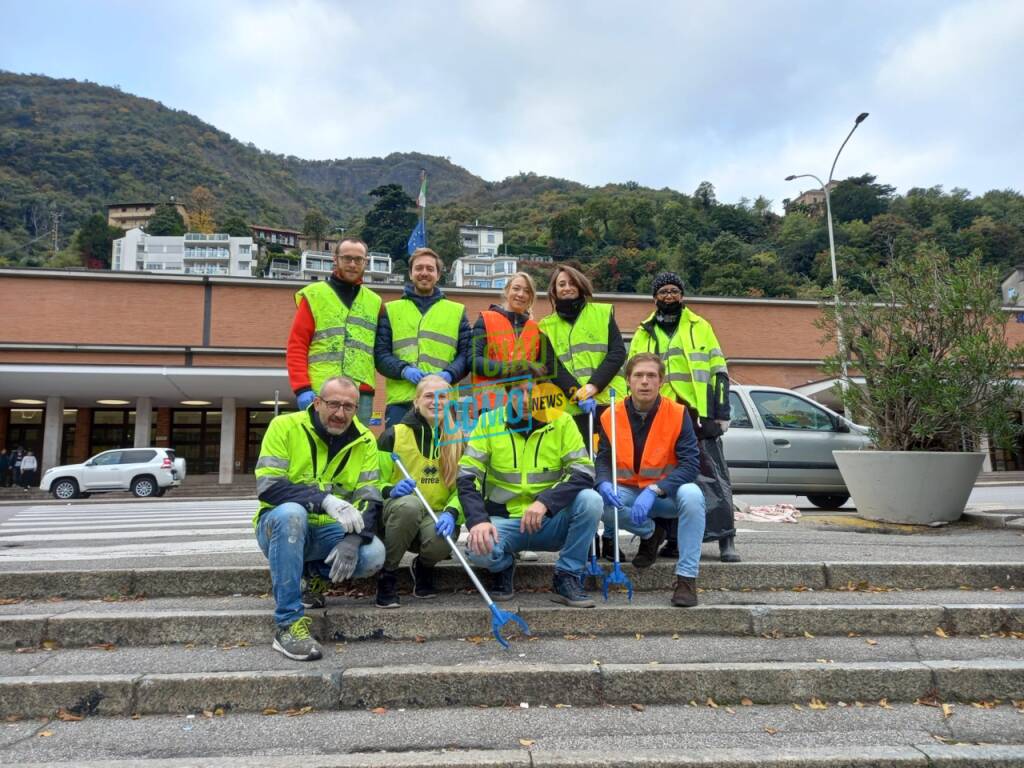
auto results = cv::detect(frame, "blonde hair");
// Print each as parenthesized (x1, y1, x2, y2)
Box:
(503, 272, 537, 313)
(414, 374, 463, 488)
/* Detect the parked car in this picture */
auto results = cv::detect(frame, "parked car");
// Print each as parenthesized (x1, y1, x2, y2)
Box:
(40, 448, 186, 500)
(722, 385, 871, 509)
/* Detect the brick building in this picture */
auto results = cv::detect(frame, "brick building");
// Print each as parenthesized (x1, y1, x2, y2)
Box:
(2, 268, 1022, 481)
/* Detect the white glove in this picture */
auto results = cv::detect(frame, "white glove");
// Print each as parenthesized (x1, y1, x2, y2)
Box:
(321, 494, 365, 534)
(716, 420, 731, 434)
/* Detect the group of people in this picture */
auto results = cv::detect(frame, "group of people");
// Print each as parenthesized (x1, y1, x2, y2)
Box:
(0, 447, 37, 489)
(257, 237, 737, 661)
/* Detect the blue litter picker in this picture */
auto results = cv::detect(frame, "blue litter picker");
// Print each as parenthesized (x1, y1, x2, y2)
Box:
(601, 389, 634, 601)
(392, 453, 530, 649)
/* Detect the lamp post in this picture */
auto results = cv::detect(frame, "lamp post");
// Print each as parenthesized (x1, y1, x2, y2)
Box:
(786, 112, 868, 415)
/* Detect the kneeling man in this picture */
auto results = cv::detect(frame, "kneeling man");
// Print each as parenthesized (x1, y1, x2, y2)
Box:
(596, 353, 705, 606)
(254, 376, 386, 660)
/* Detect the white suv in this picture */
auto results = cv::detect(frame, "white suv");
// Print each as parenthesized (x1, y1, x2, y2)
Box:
(40, 448, 187, 500)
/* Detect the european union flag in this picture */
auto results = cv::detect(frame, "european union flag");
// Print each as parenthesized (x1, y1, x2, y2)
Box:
(407, 219, 427, 255)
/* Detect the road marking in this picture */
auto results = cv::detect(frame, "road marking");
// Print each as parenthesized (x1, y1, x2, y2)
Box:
(0, 538, 262, 561)
(0, 528, 253, 543)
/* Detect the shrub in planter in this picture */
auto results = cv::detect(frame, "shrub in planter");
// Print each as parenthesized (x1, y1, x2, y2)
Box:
(819, 245, 1024, 522)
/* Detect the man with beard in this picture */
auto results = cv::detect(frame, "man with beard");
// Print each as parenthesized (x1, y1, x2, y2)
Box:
(287, 237, 381, 422)
(375, 247, 472, 427)
(253, 376, 386, 661)
(626, 272, 740, 563)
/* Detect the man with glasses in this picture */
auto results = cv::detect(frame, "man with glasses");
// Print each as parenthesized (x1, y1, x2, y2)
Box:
(626, 272, 740, 563)
(375, 247, 471, 427)
(288, 237, 381, 422)
(253, 376, 386, 661)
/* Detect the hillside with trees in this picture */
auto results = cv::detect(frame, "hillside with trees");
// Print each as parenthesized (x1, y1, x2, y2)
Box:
(2, 72, 1022, 298)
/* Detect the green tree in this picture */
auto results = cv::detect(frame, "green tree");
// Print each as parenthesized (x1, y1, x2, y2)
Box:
(360, 185, 416, 258)
(302, 208, 330, 251)
(218, 213, 251, 237)
(146, 203, 186, 236)
(829, 174, 895, 223)
(76, 213, 122, 269)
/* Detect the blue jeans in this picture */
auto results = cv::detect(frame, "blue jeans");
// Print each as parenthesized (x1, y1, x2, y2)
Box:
(601, 484, 706, 578)
(466, 489, 602, 575)
(385, 402, 412, 428)
(256, 502, 385, 627)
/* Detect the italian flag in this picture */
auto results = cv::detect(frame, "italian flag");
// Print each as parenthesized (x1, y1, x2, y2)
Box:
(417, 174, 427, 209)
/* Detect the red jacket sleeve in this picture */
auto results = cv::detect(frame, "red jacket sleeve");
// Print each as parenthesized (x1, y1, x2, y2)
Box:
(286, 298, 315, 395)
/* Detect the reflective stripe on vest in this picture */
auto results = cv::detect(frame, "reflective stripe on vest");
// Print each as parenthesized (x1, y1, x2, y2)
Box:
(297, 281, 381, 391)
(538, 302, 627, 411)
(385, 298, 464, 405)
(472, 310, 541, 412)
(600, 398, 685, 489)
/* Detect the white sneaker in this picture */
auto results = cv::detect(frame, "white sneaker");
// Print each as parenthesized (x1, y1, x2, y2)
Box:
(517, 550, 539, 562)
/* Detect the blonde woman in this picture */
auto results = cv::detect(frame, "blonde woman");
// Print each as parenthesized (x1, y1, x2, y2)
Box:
(470, 272, 550, 413)
(376, 375, 464, 608)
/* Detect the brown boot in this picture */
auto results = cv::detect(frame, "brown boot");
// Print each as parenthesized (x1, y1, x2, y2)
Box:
(672, 576, 698, 607)
(631, 526, 666, 569)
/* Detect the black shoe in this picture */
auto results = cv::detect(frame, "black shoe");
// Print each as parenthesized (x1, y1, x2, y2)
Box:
(490, 563, 515, 602)
(375, 569, 400, 609)
(632, 526, 666, 569)
(549, 569, 596, 608)
(600, 537, 616, 562)
(410, 556, 437, 599)
(671, 576, 699, 607)
(719, 536, 741, 563)
(659, 538, 679, 559)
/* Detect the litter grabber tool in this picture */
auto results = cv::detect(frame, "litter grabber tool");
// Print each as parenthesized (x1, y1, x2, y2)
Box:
(601, 389, 634, 601)
(584, 409, 606, 581)
(392, 454, 530, 649)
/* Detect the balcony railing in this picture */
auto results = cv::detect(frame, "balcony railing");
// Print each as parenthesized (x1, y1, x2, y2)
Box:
(184, 233, 231, 241)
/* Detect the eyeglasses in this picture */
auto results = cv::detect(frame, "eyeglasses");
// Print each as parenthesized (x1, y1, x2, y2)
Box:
(655, 287, 682, 298)
(337, 255, 365, 265)
(319, 399, 357, 413)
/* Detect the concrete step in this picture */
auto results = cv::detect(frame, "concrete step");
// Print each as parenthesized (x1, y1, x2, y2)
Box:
(1, 591, 1022, 648)
(2, 703, 1023, 767)
(2, 561, 1022, 600)
(2, 654, 1023, 717)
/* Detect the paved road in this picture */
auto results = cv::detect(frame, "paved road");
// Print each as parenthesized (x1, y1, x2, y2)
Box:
(737, 483, 1024, 510)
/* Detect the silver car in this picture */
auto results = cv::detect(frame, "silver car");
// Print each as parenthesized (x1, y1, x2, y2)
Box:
(722, 385, 871, 509)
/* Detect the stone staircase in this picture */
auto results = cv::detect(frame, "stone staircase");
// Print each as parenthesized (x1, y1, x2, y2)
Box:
(1, 559, 1023, 766)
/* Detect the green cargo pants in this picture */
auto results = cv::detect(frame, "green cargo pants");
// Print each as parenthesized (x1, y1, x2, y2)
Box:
(381, 495, 459, 571)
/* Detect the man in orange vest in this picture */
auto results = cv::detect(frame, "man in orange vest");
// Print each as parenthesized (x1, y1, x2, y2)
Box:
(595, 353, 705, 606)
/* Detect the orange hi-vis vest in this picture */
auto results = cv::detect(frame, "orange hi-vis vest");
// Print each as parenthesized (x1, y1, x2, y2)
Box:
(472, 310, 541, 411)
(601, 397, 686, 489)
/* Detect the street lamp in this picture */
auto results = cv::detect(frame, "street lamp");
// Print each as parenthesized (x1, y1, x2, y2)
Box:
(786, 112, 869, 415)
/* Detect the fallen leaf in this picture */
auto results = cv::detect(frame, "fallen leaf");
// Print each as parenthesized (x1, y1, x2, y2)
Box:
(56, 709, 83, 722)
(706, 697, 718, 709)
(671, 633, 680, 640)
(14, 647, 37, 654)
(941, 703, 954, 719)
(87, 643, 116, 652)
(5, 715, 21, 723)
(630, 703, 645, 712)
(0, 598, 22, 605)
(879, 699, 893, 709)
(41, 640, 59, 651)
(934, 627, 950, 639)
(285, 706, 313, 717)
(764, 727, 778, 735)
(809, 698, 828, 710)
(519, 739, 535, 747)
(803, 631, 815, 639)
(370, 707, 387, 715)
(554, 704, 571, 709)
(635, 633, 644, 640)
(725, 707, 736, 714)
(38, 731, 53, 738)
(214, 707, 225, 717)
(847, 631, 861, 637)
(202, 710, 214, 719)
(740, 698, 753, 706)
(184, 644, 196, 650)
(688, 700, 698, 707)
(792, 704, 803, 711)
(465, 636, 488, 644)
(865, 639, 879, 646)
(837, 702, 849, 707)
(262, 708, 279, 716)
(414, 635, 426, 643)
(855, 701, 865, 708)
(916, 695, 942, 708)
(130, 713, 140, 720)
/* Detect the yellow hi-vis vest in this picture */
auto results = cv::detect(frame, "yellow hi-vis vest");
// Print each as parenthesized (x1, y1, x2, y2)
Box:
(253, 410, 381, 527)
(457, 409, 594, 519)
(627, 307, 727, 418)
(377, 423, 465, 522)
(297, 281, 381, 392)
(538, 302, 627, 414)
(385, 297, 464, 405)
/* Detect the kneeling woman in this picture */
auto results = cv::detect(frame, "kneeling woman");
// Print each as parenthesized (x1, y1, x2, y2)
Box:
(376, 375, 464, 608)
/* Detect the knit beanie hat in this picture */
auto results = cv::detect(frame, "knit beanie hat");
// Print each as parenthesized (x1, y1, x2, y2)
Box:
(651, 271, 685, 297)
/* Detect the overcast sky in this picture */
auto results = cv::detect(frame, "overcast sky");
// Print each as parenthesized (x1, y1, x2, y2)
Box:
(3, 0, 1022, 209)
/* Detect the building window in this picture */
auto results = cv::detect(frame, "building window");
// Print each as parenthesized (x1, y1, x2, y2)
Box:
(171, 409, 221, 474)
(487, 234, 495, 243)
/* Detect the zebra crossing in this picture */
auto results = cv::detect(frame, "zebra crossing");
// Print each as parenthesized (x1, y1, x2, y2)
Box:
(0, 499, 261, 562)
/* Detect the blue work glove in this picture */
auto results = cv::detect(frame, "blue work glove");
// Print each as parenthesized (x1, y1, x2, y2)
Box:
(435, 511, 456, 538)
(630, 488, 657, 526)
(437, 371, 453, 384)
(402, 366, 425, 385)
(297, 390, 316, 410)
(597, 481, 623, 509)
(391, 477, 416, 498)
(578, 398, 597, 415)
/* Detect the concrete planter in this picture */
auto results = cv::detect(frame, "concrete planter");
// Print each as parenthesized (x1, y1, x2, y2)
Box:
(832, 450, 985, 525)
